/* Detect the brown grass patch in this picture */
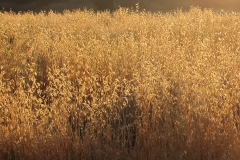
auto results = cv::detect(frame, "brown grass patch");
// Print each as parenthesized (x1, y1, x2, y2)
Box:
(0, 7, 240, 159)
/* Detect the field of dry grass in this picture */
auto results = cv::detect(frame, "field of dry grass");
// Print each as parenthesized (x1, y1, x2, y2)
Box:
(0, 7, 240, 159)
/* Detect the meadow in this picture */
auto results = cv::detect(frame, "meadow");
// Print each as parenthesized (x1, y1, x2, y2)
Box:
(0, 7, 240, 159)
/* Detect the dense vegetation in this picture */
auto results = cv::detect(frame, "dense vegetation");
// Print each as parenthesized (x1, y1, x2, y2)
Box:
(0, 7, 240, 159)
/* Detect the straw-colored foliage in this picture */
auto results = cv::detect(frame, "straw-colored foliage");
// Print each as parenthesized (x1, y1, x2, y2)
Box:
(0, 7, 240, 159)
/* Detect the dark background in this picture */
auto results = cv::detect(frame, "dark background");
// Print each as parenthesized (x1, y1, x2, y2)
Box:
(0, 0, 240, 13)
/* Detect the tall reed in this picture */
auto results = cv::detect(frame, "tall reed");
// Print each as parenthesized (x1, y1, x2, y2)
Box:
(0, 7, 240, 159)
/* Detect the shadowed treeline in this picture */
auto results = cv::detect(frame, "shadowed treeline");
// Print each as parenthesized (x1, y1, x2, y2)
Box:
(0, 0, 240, 13)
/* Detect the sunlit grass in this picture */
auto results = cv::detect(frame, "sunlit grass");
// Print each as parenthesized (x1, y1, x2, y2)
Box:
(0, 7, 240, 159)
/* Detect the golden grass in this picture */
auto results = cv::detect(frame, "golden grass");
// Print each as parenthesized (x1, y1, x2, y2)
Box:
(0, 7, 240, 159)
